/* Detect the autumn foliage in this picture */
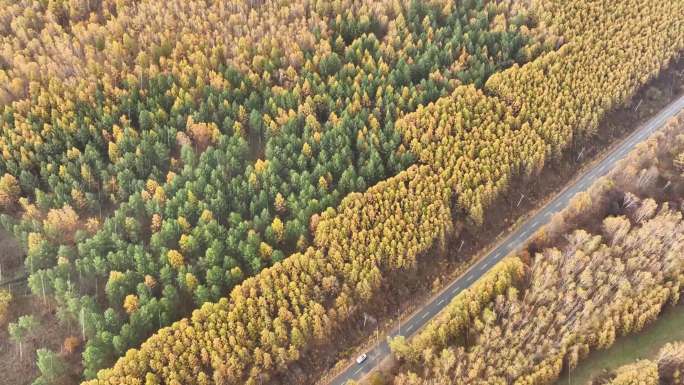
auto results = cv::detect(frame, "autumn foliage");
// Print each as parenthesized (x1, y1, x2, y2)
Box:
(1, 0, 543, 378)
(390, 102, 684, 385)
(0, 289, 11, 325)
(75, 0, 684, 383)
(0, 0, 680, 383)
(394, 210, 684, 385)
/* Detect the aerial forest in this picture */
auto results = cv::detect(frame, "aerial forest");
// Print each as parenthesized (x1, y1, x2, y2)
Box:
(0, 0, 682, 384)
(389, 109, 684, 385)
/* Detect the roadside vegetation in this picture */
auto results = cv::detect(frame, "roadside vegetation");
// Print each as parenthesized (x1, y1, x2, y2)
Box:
(388, 108, 684, 385)
(83, 0, 683, 384)
(0, 0, 681, 384)
(0, 0, 544, 382)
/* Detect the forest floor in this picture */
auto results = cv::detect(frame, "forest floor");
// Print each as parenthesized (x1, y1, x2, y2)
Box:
(0, 230, 83, 385)
(0, 227, 25, 284)
(316, 58, 684, 385)
(555, 303, 684, 385)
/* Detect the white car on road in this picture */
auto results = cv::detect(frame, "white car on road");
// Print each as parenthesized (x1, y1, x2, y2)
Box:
(355, 353, 368, 364)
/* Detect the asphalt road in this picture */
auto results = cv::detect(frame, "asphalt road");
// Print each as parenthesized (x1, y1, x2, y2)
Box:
(328, 94, 684, 385)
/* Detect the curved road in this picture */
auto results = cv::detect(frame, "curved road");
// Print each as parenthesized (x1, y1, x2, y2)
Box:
(329, 94, 684, 385)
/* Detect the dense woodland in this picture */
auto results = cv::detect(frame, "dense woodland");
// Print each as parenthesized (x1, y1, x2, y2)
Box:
(0, 0, 682, 384)
(79, 0, 683, 384)
(388, 110, 684, 385)
(0, 0, 543, 381)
